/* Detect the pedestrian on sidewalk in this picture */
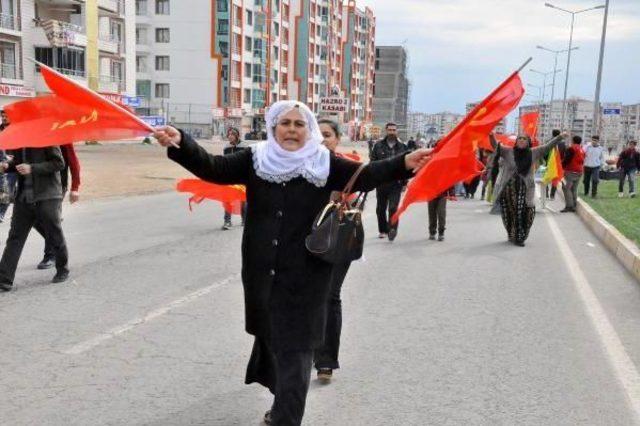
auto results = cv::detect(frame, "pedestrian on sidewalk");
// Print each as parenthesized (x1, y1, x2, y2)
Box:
(36, 143, 81, 270)
(0, 110, 17, 223)
(313, 118, 354, 383)
(155, 100, 431, 426)
(370, 122, 408, 242)
(561, 135, 586, 213)
(0, 146, 69, 291)
(490, 132, 566, 247)
(617, 140, 639, 198)
(428, 187, 453, 241)
(221, 127, 247, 230)
(583, 135, 606, 198)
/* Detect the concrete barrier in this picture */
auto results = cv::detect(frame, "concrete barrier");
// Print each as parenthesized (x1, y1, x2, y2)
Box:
(576, 198, 640, 282)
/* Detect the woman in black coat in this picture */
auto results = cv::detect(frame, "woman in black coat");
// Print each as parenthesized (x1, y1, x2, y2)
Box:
(154, 100, 432, 426)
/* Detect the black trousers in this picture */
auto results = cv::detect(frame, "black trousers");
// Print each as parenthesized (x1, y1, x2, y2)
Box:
(376, 185, 401, 234)
(428, 196, 447, 235)
(314, 261, 352, 371)
(583, 166, 600, 197)
(0, 199, 68, 284)
(246, 338, 313, 426)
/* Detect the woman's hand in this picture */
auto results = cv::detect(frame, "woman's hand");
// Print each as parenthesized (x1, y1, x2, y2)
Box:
(153, 126, 182, 148)
(405, 148, 433, 172)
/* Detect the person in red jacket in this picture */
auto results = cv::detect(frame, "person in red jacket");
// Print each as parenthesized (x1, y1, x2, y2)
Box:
(561, 135, 585, 213)
(36, 144, 81, 269)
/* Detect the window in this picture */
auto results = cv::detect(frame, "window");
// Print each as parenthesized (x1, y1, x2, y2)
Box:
(221, 64, 228, 79)
(35, 46, 85, 76)
(155, 83, 170, 98)
(136, 27, 148, 44)
(217, 0, 227, 12)
(0, 41, 17, 79)
(274, 22, 279, 37)
(155, 28, 170, 43)
(218, 19, 229, 35)
(273, 70, 278, 83)
(244, 89, 251, 102)
(155, 55, 170, 71)
(246, 10, 253, 25)
(244, 63, 251, 78)
(219, 41, 228, 56)
(135, 0, 147, 15)
(244, 36, 252, 52)
(273, 46, 279, 60)
(155, 0, 169, 14)
(111, 60, 124, 82)
(136, 56, 147, 73)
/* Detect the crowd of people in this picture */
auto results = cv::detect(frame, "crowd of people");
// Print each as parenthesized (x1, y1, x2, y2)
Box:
(1, 93, 638, 424)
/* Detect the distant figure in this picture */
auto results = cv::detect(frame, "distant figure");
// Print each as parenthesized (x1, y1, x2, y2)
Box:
(221, 127, 248, 230)
(407, 137, 418, 151)
(583, 135, 606, 198)
(617, 140, 640, 198)
(561, 135, 586, 213)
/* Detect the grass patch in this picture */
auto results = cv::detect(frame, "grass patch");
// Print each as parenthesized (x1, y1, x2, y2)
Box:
(581, 180, 640, 246)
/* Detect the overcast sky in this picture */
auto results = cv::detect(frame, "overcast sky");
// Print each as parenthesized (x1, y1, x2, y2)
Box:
(359, 0, 640, 116)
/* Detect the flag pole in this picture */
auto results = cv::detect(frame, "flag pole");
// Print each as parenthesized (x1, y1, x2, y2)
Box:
(517, 57, 533, 74)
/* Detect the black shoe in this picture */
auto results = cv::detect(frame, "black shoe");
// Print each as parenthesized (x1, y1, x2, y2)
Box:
(438, 234, 445, 242)
(388, 228, 398, 242)
(514, 240, 525, 247)
(37, 257, 55, 270)
(317, 368, 333, 382)
(428, 234, 436, 240)
(263, 409, 272, 425)
(560, 208, 571, 213)
(0, 281, 12, 292)
(221, 222, 231, 230)
(52, 269, 69, 283)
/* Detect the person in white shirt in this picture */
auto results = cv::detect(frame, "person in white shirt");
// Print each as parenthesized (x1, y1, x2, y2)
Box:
(583, 135, 606, 198)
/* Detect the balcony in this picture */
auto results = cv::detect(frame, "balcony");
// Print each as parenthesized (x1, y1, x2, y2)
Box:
(0, 13, 18, 33)
(99, 74, 124, 93)
(38, 19, 87, 48)
(35, 67, 87, 93)
(98, 0, 122, 14)
(98, 33, 121, 54)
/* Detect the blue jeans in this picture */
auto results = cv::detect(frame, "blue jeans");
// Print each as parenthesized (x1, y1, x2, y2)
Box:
(619, 168, 637, 194)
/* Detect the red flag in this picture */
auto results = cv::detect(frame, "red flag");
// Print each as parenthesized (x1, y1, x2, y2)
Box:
(520, 111, 540, 147)
(0, 63, 153, 149)
(496, 134, 517, 147)
(392, 71, 524, 223)
(176, 179, 246, 214)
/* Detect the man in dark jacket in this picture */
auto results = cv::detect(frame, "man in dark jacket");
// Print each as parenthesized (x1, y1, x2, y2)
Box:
(222, 127, 248, 229)
(0, 146, 69, 291)
(370, 122, 408, 241)
(618, 140, 640, 198)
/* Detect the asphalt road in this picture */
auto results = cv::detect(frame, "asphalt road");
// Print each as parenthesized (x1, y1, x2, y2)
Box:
(1, 190, 640, 426)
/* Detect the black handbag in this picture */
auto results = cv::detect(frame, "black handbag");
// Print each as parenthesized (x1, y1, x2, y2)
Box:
(306, 164, 368, 264)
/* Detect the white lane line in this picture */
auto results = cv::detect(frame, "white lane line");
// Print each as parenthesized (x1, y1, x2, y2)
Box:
(546, 214, 640, 423)
(64, 274, 239, 355)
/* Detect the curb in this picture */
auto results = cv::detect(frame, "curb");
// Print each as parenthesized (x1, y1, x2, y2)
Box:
(576, 198, 640, 282)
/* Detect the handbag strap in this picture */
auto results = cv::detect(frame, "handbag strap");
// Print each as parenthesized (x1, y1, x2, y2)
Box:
(342, 163, 367, 196)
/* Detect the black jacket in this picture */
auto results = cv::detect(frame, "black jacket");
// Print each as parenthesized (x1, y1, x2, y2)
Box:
(168, 133, 413, 351)
(5, 147, 65, 202)
(617, 148, 640, 171)
(370, 137, 409, 189)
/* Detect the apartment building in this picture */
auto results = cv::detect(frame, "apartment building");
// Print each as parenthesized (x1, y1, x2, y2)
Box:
(0, 0, 135, 109)
(372, 46, 409, 139)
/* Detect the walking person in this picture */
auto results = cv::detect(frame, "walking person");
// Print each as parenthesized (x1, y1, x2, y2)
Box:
(370, 122, 408, 241)
(428, 187, 453, 241)
(155, 100, 432, 426)
(221, 127, 248, 230)
(583, 135, 606, 198)
(560, 136, 585, 213)
(313, 118, 354, 383)
(617, 140, 640, 198)
(0, 146, 69, 291)
(0, 110, 17, 223)
(546, 130, 563, 200)
(36, 143, 81, 269)
(490, 132, 565, 247)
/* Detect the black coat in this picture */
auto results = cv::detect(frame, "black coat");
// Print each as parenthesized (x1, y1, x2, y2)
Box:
(168, 132, 413, 351)
(223, 142, 247, 156)
(370, 137, 409, 190)
(5, 147, 64, 202)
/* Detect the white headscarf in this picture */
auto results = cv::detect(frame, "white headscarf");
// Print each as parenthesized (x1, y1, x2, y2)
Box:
(252, 100, 330, 187)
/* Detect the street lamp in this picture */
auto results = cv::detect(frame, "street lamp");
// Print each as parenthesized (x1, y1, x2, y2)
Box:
(530, 68, 562, 139)
(536, 45, 578, 107)
(544, 2, 605, 130)
(593, 0, 610, 137)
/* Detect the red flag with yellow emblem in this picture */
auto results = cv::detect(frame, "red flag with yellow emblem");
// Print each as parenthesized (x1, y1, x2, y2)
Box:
(177, 179, 247, 215)
(520, 111, 540, 147)
(0, 63, 152, 150)
(391, 71, 524, 223)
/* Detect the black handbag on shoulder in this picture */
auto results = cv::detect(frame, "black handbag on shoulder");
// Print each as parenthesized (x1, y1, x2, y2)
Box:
(305, 164, 368, 264)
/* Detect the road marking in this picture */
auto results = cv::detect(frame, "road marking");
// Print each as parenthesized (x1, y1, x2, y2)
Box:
(587, 242, 596, 248)
(546, 214, 640, 423)
(64, 274, 239, 355)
